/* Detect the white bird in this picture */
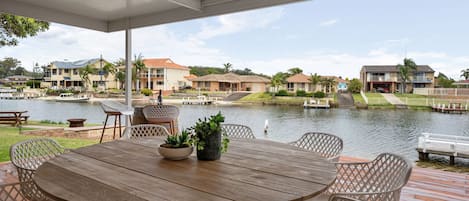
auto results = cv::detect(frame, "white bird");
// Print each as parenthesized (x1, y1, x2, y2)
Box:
(264, 119, 269, 134)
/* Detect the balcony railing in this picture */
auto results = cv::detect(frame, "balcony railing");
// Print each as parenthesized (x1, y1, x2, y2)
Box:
(368, 76, 397, 82)
(412, 77, 432, 83)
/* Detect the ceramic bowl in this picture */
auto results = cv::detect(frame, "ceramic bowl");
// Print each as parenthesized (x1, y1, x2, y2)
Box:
(158, 146, 193, 160)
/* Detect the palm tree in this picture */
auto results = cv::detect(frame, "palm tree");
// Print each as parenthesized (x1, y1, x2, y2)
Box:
(397, 58, 417, 93)
(460, 68, 469, 80)
(79, 64, 97, 91)
(223, 63, 232, 73)
(287, 67, 303, 75)
(271, 72, 286, 94)
(319, 77, 337, 93)
(133, 54, 146, 92)
(309, 73, 321, 92)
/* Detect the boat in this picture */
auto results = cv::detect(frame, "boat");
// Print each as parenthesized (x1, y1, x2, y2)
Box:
(56, 93, 89, 103)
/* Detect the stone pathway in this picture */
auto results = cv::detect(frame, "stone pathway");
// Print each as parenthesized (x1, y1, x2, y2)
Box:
(381, 93, 406, 105)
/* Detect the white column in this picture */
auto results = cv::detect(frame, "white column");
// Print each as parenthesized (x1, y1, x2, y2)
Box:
(147, 69, 151, 89)
(164, 68, 168, 91)
(124, 28, 132, 138)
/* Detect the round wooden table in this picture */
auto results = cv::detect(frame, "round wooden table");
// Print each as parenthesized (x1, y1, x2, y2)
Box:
(34, 138, 337, 201)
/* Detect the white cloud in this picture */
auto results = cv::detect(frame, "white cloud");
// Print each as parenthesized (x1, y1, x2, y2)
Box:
(194, 7, 285, 40)
(319, 19, 339, 27)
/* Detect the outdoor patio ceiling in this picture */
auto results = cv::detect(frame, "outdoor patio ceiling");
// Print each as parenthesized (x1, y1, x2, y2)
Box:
(1, 0, 308, 136)
(1, 0, 308, 32)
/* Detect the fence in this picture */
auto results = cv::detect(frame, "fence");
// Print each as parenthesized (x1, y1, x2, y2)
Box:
(414, 88, 469, 96)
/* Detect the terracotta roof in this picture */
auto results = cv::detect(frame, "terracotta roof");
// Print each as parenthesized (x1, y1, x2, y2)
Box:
(143, 58, 189, 70)
(453, 80, 469, 85)
(192, 73, 270, 83)
(361, 65, 434, 73)
(286, 73, 310, 83)
(184, 74, 198, 80)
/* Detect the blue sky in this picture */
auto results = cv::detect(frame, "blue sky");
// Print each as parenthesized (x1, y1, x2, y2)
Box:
(1, 0, 469, 79)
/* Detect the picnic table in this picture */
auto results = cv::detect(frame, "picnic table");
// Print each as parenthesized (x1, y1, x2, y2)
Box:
(33, 137, 337, 201)
(0, 111, 28, 126)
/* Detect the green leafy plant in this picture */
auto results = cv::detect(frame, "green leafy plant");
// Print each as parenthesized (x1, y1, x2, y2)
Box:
(161, 130, 192, 148)
(141, 88, 153, 96)
(190, 112, 229, 153)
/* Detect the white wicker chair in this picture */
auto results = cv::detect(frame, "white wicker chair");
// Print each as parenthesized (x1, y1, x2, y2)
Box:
(289, 132, 343, 162)
(124, 124, 170, 139)
(10, 138, 67, 201)
(142, 105, 179, 134)
(323, 153, 412, 201)
(221, 124, 255, 139)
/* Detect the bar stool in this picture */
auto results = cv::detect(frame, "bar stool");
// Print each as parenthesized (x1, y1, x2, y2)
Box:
(100, 101, 134, 143)
(142, 105, 179, 135)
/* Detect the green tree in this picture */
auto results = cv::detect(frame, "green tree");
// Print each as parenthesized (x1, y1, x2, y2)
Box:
(460, 68, 469, 80)
(223, 63, 232, 73)
(309, 73, 321, 91)
(79, 65, 97, 90)
(437, 72, 455, 88)
(348, 78, 363, 93)
(287, 67, 303, 75)
(320, 77, 337, 93)
(13, 66, 26, 75)
(114, 58, 126, 66)
(0, 57, 21, 78)
(115, 71, 126, 89)
(271, 72, 287, 94)
(0, 14, 49, 47)
(397, 58, 417, 93)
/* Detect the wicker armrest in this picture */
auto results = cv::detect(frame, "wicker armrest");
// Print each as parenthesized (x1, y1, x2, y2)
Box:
(329, 195, 361, 201)
(331, 188, 403, 201)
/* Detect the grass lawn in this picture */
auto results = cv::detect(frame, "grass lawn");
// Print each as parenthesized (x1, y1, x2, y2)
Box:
(394, 93, 432, 106)
(0, 127, 96, 162)
(352, 93, 365, 104)
(238, 92, 328, 105)
(364, 93, 392, 106)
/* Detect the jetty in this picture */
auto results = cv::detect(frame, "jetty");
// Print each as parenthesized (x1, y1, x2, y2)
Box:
(182, 96, 214, 105)
(303, 99, 330, 109)
(432, 103, 467, 114)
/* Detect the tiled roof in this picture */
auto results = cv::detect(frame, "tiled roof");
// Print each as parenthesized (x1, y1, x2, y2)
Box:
(361, 65, 435, 73)
(143, 58, 189, 70)
(453, 80, 469, 85)
(184, 74, 198, 80)
(52, 58, 100, 69)
(286, 73, 310, 83)
(192, 73, 270, 83)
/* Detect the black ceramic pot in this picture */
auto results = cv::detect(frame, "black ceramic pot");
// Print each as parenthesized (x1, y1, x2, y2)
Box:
(197, 131, 221, 161)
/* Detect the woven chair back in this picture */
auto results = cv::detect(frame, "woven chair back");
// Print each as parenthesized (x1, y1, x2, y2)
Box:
(125, 124, 170, 139)
(9, 138, 66, 200)
(221, 124, 255, 139)
(142, 105, 179, 120)
(290, 132, 343, 161)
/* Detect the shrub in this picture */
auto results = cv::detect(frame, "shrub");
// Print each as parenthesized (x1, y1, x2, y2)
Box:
(276, 89, 289, 96)
(348, 78, 362, 93)
(296, 90, 307, 97)
(141, 88, 153, 96)
(313, 91, 325, 98)
(306, 92, 314, 97)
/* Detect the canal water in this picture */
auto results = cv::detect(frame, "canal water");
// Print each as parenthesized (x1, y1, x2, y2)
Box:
(1, 99, 469, 161)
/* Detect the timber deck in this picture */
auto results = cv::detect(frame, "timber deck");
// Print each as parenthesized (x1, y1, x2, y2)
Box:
(1, 157, 468, 200)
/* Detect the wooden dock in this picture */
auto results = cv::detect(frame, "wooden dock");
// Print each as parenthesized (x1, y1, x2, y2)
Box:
(181, 96, 214, 105)
(432, 103, 468, 114)
(304, 100, 330, 109)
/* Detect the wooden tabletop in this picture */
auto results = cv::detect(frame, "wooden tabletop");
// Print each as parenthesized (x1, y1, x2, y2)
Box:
(34, 138, 337, 201)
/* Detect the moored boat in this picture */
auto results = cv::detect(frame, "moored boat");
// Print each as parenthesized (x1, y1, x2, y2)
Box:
(56, 93, 89, 103)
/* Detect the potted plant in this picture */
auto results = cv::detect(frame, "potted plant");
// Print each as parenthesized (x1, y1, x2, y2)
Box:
(158, 130, 193, 160)
(191, 112, 229, 161)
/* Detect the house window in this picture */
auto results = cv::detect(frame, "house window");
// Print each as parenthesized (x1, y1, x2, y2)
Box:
(298, 83, 305, 90)
(59, 69, 62, 75)
(52, 69, 57, 75)
(157, 81, 164, 85)
(156, 69, 164, 78)
(64, 69, 69, 73)
(73, 69, 78, 75)
(205, 82, 211, 88)
(287, 83, 294, 91)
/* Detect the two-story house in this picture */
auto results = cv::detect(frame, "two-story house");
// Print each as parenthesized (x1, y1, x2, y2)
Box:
(42, 58, 119, 90)
(360, 65, 435, 93)
(139, 58, 191, 92)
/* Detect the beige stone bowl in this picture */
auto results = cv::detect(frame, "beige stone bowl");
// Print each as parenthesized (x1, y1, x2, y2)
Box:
(158, 146, 194, 160)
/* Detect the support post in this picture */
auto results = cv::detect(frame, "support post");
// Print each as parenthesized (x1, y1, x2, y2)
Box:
(124, 28, 132, 139)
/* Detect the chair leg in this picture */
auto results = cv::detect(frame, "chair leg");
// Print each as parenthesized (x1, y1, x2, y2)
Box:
(118, 114, 122, 138)
(113, 115, 118, 140)
(100, 114, 109, 143)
